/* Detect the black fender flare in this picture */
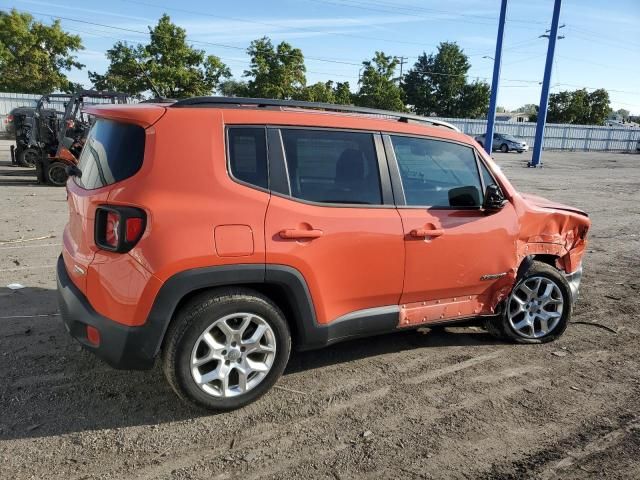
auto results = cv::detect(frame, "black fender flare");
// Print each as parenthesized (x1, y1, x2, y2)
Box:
(143, 264, 398, 360)
(142, 264, 322, 360)
(516, 255, 534, 282)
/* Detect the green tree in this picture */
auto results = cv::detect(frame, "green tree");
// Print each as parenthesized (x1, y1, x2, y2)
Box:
(89, 14, 230, 98)
(587, 89, 611, 125)
(355, 52, 405, 111)
(244, 37, 306, 99)
(516, 104, 538, 115)
(294, 80, 353, 104)
(0, 9, 84, 93)
(615, 108, 630, 120)
(219, 79, 249, 97)
(547, 88, 610, 125)
(333, 81, 353, 105)
(402, 42, 490, 118)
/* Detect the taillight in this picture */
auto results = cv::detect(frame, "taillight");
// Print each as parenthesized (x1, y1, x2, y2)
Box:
(125, 217, 144, 242)
(6, 114, 12, 123)
(95, 206, 146, 252)
(105, 212, 119, 248)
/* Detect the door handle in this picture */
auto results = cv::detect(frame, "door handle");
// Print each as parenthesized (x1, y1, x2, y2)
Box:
(409, 228, 444, 238)
(279, 228, 323, 239)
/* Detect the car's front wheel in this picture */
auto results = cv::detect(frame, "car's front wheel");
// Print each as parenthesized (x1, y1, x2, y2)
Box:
(485, 261, 571, 344)
(162, 288, 291, 410)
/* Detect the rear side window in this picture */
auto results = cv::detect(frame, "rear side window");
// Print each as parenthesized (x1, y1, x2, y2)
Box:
(228, 127, 268, 189)
(76, 119, 145, 189)
(280, 129, 382, 205)
(391, 136, 483, 208)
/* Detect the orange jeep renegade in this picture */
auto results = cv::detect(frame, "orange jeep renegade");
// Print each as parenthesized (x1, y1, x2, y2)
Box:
(57, 97, 590, 410)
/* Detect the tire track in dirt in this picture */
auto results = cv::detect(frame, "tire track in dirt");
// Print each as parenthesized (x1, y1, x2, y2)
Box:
(126, 350, 539, 479)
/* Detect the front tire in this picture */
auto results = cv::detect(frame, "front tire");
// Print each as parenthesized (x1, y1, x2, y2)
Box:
(46, 161, 68, 186)
(17, 147, 39, 168)
(485, 261, 571, 344)
(162, 288, 291, 411)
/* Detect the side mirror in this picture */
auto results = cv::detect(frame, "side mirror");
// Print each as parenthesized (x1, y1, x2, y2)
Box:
(65, 164, 82, 178)
(483, 184, 507, 210)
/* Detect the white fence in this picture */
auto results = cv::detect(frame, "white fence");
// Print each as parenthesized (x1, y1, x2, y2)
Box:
(433, 117, 640, 152)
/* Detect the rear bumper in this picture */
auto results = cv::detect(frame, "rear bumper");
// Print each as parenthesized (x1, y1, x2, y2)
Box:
(56, 255, 156, 370)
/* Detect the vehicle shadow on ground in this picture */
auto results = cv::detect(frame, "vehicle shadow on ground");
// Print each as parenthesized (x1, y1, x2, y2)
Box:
(0, 286, 504, 442)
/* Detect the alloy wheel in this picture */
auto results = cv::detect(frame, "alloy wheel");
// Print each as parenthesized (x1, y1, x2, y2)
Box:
(190, 312, 276, 398)
(507, 276, 564, 339)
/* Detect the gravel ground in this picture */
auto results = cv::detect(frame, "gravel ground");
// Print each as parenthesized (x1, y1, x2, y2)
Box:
(0, 139, 639, 479)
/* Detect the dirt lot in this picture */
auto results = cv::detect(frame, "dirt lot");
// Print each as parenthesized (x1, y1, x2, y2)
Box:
(0, 140, 638, 479)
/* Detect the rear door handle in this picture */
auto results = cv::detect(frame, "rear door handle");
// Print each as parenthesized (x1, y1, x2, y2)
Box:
(279, 228, 323, 239)
(409, 228, 444, 238)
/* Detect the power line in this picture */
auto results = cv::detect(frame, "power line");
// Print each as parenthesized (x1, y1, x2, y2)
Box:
(116, 0, 434, 48)
(19, 4, 633, 96)
(307, 0, 545, 31)
(12, 6, 364, 67)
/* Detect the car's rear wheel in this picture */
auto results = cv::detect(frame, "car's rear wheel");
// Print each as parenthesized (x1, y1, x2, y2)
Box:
(485, 261, 571, 344)
(500, 143, 509, 153)
(162, 288, 291, 410)
(46, 161, 68, 186)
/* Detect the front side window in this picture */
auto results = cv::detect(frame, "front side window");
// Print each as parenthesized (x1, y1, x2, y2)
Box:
(390, 136, 484, 208)
(280, 129, 382, 205)
(228, 127, 268, 189)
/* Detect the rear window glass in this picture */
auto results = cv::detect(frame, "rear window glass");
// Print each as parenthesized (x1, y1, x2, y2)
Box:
(228, 127, 268, 189)
(76, 119, 145, 189)
(281, 129, 382, 205)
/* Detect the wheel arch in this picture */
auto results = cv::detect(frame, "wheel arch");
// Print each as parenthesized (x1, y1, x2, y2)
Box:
(146, 264, 318, 360)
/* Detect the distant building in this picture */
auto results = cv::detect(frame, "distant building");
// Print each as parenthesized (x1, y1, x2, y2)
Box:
(495, 112, 530, 123)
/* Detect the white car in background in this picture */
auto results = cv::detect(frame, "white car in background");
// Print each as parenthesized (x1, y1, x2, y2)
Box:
(475, 132, 529, 153)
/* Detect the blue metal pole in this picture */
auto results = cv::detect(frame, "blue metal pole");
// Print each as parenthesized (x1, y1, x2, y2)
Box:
(530, 0, 562, 167)
(484, 0, 508, 156)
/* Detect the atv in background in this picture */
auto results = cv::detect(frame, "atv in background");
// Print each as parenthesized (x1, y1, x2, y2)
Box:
(35, 90, 130, 186)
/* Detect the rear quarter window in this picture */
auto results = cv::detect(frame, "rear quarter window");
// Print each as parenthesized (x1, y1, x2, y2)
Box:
(76, 119, 145, 189)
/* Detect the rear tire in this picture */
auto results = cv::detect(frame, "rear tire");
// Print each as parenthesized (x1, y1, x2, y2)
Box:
(500, 143, 509, 153)
(17, 147, 39, 168)
(46, 161, 68, 186)
(162, 288, 291, 411)
(484, 261, 571, 344)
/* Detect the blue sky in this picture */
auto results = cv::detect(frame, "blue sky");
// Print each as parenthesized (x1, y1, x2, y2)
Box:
(2, 0, 639, 113)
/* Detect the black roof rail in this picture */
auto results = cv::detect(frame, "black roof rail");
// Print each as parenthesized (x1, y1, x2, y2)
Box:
(171, 96, 460, 132)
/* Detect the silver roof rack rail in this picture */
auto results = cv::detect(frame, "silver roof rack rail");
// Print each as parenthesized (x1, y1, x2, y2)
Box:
(171, 96, 460, 132)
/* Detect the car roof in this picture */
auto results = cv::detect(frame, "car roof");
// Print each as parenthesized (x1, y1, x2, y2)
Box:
(84, 100, 473, 145)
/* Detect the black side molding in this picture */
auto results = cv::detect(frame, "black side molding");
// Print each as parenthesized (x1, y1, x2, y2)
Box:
(59, 258, 404, 369)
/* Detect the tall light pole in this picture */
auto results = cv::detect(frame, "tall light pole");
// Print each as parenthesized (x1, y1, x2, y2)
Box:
(530, 0, 563, 167)
(484, 0, 508, 156)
